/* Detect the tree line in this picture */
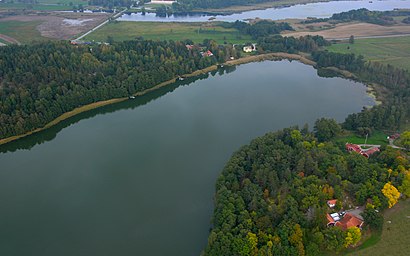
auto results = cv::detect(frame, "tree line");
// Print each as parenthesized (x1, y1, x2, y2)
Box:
(220, 20, 293, 40)
(0, 40, 240, 139)
(172, 0, 269, 11)
(303, 8, 410, 25)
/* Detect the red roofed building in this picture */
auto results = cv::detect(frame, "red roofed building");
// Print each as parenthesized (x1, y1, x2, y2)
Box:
(327, 199, 337, 208)
(361, 147, 380, 158)
(346, 143, 362, 154)
(335, 213, 364, 230)
(346, 143, 380, 158)
(326, 213, 336, 226)
(201, 50, 214, 57)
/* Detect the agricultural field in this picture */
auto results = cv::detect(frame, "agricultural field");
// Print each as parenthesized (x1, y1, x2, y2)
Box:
(0, 0, 87, 10)
(350, 199, 410, 256)
(0, 20, 46, 43)
(0, 12, 109, 43)
(327, 36, 410, 71)
(37, 0, 88, 5)
(84, 21, 253, 44)
(0, 3, 72, 11)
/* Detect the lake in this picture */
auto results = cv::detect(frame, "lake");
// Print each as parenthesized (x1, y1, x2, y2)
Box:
(118, 0, 410, 22)
(0, 60, 374, 256)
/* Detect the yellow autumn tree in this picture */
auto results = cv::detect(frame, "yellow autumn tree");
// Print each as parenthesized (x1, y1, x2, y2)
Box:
(289, 224, 305, 256)
(344, 227, 361, 248)
(381, 182, 400, 208)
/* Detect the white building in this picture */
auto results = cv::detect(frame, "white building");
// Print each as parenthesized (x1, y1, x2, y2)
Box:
(243, 43, 257, 53)
(149, 0, 176, 4)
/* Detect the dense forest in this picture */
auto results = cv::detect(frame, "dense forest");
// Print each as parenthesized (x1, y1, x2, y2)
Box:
(220, 20, 293, 39)
(204, 124, 410, 255)
(0, 40, 239, 139)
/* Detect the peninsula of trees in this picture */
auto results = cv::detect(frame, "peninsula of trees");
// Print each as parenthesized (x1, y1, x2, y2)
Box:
(204, 123, 409, 255)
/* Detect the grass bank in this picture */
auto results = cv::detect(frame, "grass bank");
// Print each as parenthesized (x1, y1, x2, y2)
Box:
(84, 21, 252, 44)
(333, 130, 389, 146)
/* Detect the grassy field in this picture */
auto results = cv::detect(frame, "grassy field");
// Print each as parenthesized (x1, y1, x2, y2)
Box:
(327, 36, 410, 71)
(348, 199, 410, 256)
(334, 130, 389, 146)
(84, 21, 252, 44)
(37, 0, 88, 5)
(0, 3, 73, 11)
(0, 20, 48, 43)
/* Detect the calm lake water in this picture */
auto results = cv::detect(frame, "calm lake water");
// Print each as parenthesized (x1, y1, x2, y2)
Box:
(0, 61, 374, 256)
(119, 0, 410, 22)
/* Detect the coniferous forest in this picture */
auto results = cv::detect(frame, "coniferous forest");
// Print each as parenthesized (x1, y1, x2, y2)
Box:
(0, 40, 239, 139)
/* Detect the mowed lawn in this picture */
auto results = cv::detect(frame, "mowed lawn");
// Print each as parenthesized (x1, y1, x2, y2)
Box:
(333, 130, 389, 146)
(0, 21, 48, 43)
(84, 21, 252, 44)
(327, 36, 410, 71)
(350, 199, 410, 256)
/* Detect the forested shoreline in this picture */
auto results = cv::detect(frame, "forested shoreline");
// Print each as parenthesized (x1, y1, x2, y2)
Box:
(1, 32, 409, 144)
(204, 123, 409, 255)
(0, 40, 239, 141)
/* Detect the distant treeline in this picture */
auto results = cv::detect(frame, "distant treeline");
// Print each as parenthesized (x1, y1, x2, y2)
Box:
(172, 0, 269, 11)
(303, 8, 410, 25)
(0, 40, 239, 139)
(88, 0, 132, 8)
(220, 20, 293, 39)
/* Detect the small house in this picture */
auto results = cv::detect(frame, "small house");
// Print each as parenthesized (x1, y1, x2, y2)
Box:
(327, 199, 337, 208)
(201, 50, 214, 57)
(361, 147, 380, 158)
(243, 43, 257, 53)
(346, 143, 362, 154)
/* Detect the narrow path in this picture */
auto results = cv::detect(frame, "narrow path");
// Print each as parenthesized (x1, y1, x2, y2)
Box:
(74, 9, 127, 41)
(388, 139, 406, 150)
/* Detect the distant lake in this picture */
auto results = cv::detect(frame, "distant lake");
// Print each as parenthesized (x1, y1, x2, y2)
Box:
(119, 0, 410, 22)
(0, 60, 374, 256)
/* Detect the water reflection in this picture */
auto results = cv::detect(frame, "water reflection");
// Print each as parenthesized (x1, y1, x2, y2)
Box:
(0, 66, 238, 153)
